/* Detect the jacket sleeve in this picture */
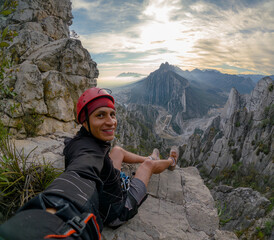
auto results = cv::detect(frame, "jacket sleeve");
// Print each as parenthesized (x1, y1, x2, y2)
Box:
(64, 135, 106, 185)
(42, 135, 106, 221)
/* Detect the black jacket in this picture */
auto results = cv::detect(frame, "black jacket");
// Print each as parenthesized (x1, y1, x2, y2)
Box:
(21, 127, 123, 232)
(62, 127, 124, 225)
(7, 127, 123, 240)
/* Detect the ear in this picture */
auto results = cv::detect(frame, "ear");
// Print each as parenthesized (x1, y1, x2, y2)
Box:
(82, 121, 87, 129)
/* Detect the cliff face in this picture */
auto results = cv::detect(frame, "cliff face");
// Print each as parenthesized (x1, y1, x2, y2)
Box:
(114, 62, 228, 134)
(0, 0, 98, 136)
(181, 77, 273, 179)
(114, 103, 166, 156)
(180, 77, 273, 239)
(128, 63, 190, 125)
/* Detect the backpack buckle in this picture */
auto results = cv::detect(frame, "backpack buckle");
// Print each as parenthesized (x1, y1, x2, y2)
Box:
(67, 216, 86, 236)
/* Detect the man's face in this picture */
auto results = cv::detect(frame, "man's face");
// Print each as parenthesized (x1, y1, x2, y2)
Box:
(86, 107, 117, 141)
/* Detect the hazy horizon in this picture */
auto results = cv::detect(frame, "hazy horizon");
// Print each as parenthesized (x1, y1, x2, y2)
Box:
(97, 64, 270, 88)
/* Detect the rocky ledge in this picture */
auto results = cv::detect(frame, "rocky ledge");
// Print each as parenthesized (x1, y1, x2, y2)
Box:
(102, 167, 238, 240)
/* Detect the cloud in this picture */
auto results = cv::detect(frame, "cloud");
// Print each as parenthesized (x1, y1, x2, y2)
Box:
(71, 0, 274, 77)
(71, 0, 146, 33)
(71, 0, 96, 11)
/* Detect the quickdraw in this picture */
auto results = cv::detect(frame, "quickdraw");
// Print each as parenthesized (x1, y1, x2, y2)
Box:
(120, 172, 130, 192)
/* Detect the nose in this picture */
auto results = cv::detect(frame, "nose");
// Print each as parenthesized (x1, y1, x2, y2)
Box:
(105, 114, 116, 125)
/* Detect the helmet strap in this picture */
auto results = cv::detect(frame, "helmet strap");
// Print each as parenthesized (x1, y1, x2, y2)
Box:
(84, 106, 92, 135)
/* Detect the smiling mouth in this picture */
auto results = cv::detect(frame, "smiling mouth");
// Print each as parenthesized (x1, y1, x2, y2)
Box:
(102, 129, 115, 134)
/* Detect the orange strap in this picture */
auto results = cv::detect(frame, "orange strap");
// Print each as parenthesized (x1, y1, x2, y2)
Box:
(44, 213, 101, 240)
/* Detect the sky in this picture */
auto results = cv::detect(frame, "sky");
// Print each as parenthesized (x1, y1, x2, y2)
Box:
(70, 0, 274, 87)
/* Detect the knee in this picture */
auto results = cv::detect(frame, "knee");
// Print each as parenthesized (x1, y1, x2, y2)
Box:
(111, 145, 124, 155)
(140, 158, 155, 171)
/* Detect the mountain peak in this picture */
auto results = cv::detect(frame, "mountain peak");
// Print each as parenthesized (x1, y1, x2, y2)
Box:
(159, 62, 172, 71)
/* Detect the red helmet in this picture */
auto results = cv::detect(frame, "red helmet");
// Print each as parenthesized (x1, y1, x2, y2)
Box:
(76, 87, 115, 123)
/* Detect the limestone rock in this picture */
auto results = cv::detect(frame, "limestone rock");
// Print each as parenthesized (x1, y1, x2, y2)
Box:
(14, 61, 47, 115)
(211, 186, 272, 239)
(43, 71, 74, 122)
(180, 77, 273, 238)
(102, 167, 237, 240)
(12, 132, 75, 169)
(1, 0, 98, 135)
(181, 77, 274, 178)
(10, 0, 72, 39)
(246, 77, 273, 122)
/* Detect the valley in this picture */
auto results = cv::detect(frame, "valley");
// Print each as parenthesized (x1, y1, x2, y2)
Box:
(154, 106, 221, 147)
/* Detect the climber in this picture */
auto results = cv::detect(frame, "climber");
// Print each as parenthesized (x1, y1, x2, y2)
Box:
(0, 87, 177, 240)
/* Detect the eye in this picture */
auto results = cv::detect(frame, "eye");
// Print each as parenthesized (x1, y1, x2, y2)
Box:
(110, 112, 116, 118)
(96, 113, 104, 118)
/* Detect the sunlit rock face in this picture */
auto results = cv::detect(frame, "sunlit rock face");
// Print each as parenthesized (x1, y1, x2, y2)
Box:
(1, 0, 98, 136)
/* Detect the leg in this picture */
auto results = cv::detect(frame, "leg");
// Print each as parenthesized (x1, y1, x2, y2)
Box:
(109, 146, 124, 170)
(110, 146, 174, 186)
(109, 146, 147, 170)
(134, 158, 173, 187)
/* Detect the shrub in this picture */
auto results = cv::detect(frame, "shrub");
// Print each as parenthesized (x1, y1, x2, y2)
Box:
(255, 220, 274, 239)
(228, 139, 235, 147)
(0, 135, 62, 221)
(235, 121, 241, 127)
(268, 83, 273, 92)
(0, 0, 18, 85)
(214, 163, 271, 194)
(21, 108, 43, 137)
(216, 201, 233, 227)
(263, 220, 274, 236)
(256, 141, 270, 155)
(194, 128, 204, 136)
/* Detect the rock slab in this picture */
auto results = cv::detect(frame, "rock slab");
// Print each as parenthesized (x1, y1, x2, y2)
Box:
(102, 167, 238, 240)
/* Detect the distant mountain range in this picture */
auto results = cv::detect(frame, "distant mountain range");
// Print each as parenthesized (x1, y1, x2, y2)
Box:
(168, 65, 256, 94)
(127, 62, 227, 118)
(117, 72, 146, 78)
(238, 74, 265, 83)
(112, 62, 268, 133)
